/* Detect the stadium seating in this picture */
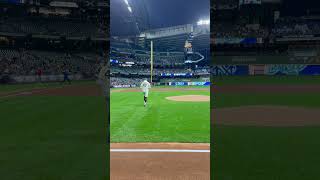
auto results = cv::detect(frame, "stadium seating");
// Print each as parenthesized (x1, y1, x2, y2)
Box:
(0, 49, 101, 76)
(0, 17, 106, 37)
(110, 77, 145, 87)
(273, 17, 320, 36)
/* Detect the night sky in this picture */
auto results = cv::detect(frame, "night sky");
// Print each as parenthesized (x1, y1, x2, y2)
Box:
(144, 0, 209, 28)
(111, 0, 209, 36)
(111, 0, 319, 36)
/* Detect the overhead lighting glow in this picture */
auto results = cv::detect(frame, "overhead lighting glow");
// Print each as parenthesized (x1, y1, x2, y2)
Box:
(127, 6, 132, 13)
(197, 19, 210, 25)
(124, 0, 129, 6)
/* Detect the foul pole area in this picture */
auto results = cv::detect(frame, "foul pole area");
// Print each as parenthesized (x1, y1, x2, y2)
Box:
(150, 41, 153, 83)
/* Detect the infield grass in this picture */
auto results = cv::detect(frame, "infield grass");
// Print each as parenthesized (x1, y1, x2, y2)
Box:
(110, 88, 210, 143)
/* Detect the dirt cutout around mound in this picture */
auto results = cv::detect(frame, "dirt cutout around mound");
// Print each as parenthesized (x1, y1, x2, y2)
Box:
(166, 95, 210, 102)
(213, 106, 320, 126)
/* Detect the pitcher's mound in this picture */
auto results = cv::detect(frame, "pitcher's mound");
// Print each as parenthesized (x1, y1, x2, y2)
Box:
(166, 95, 209, 102)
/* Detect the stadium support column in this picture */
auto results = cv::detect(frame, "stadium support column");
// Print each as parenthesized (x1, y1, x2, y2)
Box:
(150, 41, 153, 83)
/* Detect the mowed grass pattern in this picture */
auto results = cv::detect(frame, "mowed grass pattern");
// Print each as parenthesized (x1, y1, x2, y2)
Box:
(111, 89, 210, 143)
(212, 76, 320, 180)
(213, 126, 320, 180)
(0, 96, 108, 180)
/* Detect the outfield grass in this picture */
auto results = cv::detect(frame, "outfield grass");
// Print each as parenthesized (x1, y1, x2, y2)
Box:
(212, 76, 320, 180)
(0, 95, 108, 180)
(111, 88, 210, 143)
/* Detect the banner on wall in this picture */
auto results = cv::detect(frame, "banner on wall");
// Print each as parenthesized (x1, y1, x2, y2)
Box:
(112, 85, 136, 88)
(214, 37, 258, 44)
(266, 65, 320, 75)
(211, 65, 249, 75)
(213, 55, 320, 64)
(210, 65, 320, 76)
(188, 82, 210, 86)
(110, 59, 119, 64)
(168, 82, 188, 86)
(160, 73, 193, 77)
(168, 82, 210, 86)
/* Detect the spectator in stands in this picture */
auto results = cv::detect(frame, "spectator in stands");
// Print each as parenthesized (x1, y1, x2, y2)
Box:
(62, 68, 71, 84)
(36, 67, 43, 83)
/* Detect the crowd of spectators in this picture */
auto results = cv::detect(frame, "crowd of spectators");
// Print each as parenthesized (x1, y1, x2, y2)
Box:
(272, 17, 320, 37)
(110, 54, 185, 66)
(212, 23, 269, 39)
(110, 77, 144, 87)
(0, 49, 101, 77)
(111, 66, 202, 75)
(135, 54, 185, 65)
(0, 17, 107, 38)
(213, 17, 320, 41)
(111, 66, 209, 75)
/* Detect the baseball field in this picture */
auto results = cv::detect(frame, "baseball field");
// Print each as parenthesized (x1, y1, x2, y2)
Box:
(4, 76, 318, 179)
(0, 81, 108, 180)
(110, 86, 210, 179)
(212, 75, 320, 180)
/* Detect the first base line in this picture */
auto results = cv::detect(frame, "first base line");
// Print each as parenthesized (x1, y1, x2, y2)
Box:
(110, 149, 210, 153)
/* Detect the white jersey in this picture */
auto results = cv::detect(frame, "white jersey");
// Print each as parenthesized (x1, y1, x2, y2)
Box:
(140, 80, 151, 97)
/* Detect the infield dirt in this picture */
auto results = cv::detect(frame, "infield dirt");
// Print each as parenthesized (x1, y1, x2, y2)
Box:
(110, 143, 210, 180)
(166, 95, 210, 102)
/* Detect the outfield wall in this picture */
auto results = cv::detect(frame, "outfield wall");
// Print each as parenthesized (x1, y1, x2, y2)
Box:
(211, 65, 320, 75)
(168, 82, 210, 86)
(112, 85, 137, 88)
(213, 55, 320, 64)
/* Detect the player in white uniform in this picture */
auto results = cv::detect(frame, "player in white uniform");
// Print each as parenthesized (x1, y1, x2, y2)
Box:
(140, 79, 151, 107)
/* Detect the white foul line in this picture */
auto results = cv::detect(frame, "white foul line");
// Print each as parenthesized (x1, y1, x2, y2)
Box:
(110, 149, 210, 153)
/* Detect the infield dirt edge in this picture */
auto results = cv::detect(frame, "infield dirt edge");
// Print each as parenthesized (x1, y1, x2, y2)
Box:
(166, 95, 210, 102)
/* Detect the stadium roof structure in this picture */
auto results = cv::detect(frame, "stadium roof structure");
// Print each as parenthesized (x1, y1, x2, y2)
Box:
(140, 23, 209, 51)
(111, 0, 209, 36)
(111, 22, 209, 52)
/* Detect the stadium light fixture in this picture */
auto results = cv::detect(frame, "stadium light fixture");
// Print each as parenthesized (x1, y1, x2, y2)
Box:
(123, 0, 132, 13)
(127, 6, 132, 13)
(197, 19, 210, 25)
